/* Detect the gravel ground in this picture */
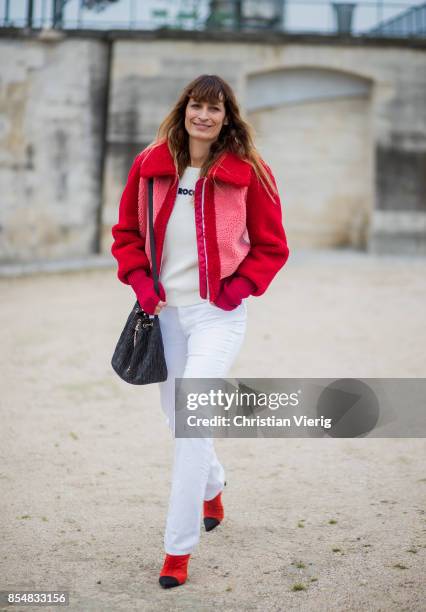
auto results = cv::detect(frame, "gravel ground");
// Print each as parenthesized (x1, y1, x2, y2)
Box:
(1, 248, 425, 612)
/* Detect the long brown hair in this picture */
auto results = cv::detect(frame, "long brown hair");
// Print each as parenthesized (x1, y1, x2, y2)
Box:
(147, 74, 279, 202)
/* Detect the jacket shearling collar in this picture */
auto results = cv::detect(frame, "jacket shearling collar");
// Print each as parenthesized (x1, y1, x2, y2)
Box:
(139, 139, 252, 187)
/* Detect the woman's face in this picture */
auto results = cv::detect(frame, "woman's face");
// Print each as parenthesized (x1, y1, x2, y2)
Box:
(184, 96, 227, 144)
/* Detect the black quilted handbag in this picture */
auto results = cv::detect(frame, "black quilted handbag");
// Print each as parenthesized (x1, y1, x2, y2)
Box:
(111, 177, 168, 385)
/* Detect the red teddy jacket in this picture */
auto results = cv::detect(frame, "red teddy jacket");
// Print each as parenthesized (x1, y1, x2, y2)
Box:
(111, 140, 289, 313)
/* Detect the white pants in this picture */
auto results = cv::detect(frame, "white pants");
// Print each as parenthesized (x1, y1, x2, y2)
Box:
(158, 299, 248, 555)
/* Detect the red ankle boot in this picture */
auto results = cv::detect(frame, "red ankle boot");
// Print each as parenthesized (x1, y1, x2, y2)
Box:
(159, 553, 191, 588)
(203, 490, 224, 532)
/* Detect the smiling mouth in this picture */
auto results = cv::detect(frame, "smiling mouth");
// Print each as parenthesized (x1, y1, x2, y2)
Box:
(193, 123, 211, 128)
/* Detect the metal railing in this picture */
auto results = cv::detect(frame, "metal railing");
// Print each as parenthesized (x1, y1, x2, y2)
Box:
(368, 2, 426, 35)
(0, 0, 425, 38)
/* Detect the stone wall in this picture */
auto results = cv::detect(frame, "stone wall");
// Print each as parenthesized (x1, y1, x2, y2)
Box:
(0, 33, 109, 262)
(101, 36, 426, 256)
(0, 30, 425, 261)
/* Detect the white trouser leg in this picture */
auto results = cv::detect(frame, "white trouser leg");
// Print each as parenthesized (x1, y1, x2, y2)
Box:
(204, 450, 226, 501)
(158, 300, 247, 555)
(158, 306, 186, 435)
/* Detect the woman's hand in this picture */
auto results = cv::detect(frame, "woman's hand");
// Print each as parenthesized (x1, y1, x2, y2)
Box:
(213, 274, 256, 310)
(127, 269, 167, 315)
(154, 300, 167, 315)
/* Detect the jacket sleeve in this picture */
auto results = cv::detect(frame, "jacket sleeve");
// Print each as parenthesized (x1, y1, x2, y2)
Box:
(110, 152, 151, 285)
(233, 162, 290, 296)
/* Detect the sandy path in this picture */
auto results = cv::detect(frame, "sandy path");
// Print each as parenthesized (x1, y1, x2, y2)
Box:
(1, 248, 425, 611)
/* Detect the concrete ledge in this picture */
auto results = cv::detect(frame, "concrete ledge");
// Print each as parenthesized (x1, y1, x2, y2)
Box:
(369, 235, 426, 256)
(0, 26, 425, 50)
(368, 211, 426, 256)
(0, 254, 115, 278)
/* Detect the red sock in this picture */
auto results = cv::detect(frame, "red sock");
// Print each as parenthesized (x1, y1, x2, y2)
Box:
(159, 553, 191, 588)
(204, 491, 224, 522)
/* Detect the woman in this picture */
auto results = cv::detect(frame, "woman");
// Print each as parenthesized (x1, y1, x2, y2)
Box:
(111, 74, 289, 588)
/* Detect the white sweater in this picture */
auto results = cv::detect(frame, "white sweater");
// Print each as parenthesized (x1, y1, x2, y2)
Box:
(159, 166, 206, 306)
